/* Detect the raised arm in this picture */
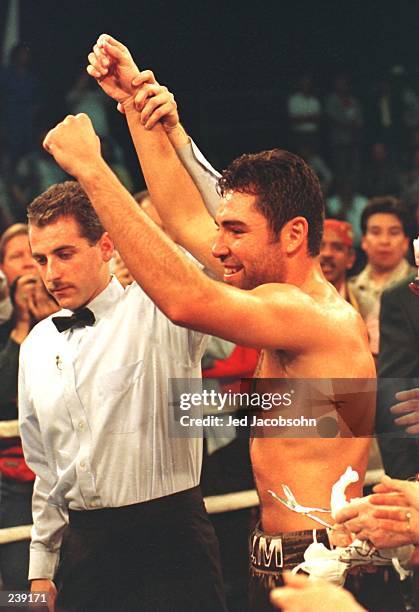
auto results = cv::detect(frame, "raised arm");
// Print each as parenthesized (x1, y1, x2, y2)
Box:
(43, 114, 331, 353)
(86, 35, 221, 274)
(129, 73, 221, 217)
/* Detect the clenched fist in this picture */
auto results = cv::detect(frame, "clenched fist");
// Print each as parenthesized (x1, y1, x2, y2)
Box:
(43, 114, 102, 178)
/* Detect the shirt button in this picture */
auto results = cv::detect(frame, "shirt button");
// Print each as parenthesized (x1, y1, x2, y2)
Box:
(78, 421, 85, 431)
(90, 501, 99, 508)
(80, 461, 86, 470)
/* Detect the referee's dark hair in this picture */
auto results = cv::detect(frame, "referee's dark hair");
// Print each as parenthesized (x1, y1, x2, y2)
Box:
(27, 181, 104, 245)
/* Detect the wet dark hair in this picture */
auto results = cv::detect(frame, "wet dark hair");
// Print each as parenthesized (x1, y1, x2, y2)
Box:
(27, 181, 104, 244)
(218, 149, 325, 256)
(360, 196, 409, 236)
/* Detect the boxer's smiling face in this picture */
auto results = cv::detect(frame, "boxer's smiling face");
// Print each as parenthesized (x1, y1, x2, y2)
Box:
(212, 191, 284, 290)
(29, 215, 113, 311)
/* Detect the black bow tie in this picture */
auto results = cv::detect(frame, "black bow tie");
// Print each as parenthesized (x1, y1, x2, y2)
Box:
(52, 308, 95, 333)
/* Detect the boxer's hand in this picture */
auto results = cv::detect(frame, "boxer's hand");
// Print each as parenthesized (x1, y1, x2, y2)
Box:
(87, 34, 140, 105)
(31, 579, 57, 612)
(390, 388, 419, 434)
(270, 571, 365, 611)
(43, 114, 102, 178)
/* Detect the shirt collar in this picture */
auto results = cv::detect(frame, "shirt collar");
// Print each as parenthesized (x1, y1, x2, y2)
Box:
(352, 259, 412, 290)
(86, 275, 124, 321)
(57, 275, 123, 322)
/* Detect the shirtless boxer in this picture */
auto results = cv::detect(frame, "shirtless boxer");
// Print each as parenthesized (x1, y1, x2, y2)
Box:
(43, 35, 375, 610)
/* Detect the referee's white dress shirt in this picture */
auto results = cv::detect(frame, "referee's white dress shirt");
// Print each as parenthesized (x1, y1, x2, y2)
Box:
(19, 277, 206, 580)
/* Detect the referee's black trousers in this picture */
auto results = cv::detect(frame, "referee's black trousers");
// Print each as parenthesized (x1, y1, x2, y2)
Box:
(55, 486, 227, 612)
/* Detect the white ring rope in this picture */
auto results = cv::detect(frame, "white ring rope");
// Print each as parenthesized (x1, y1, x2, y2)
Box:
(0, 525, 32, 544)
(0, 419, 19, 438)
(0, 420, 384, 544)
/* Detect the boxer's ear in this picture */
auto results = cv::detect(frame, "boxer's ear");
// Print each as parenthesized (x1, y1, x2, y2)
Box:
(282, 217, 308, 254)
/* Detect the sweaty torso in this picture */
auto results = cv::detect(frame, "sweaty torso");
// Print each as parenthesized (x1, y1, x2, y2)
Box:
(250, 283, 375, 534)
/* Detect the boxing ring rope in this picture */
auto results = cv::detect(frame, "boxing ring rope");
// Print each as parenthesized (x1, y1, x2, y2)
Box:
(0, 420, 384, 545)
(0, 419, 20, 438)
(0, 525, 32, 545)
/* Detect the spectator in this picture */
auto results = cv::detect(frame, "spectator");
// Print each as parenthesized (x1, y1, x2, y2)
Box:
(349, 197, 415, 357)
(366, 79, 402, 154)
(287, 75, 322, 151)
(320, 219, 357, 307)
(0, 224, 37, 288)
(325, 74, 363, 183)
(376, 257, 419, 479)
(389, 66, 419, 163)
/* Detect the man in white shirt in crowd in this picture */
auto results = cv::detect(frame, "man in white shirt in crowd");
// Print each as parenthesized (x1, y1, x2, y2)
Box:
(349, 196, 415, 358)
(19, 181, 226, 611)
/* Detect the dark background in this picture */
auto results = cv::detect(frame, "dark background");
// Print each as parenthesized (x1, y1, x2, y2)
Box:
(1, 0, 417, 181)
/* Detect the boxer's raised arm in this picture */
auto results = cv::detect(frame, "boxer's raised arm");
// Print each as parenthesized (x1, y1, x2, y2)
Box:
(123, 97, 220, 273)
(87, 35, 222, 275)
(129, 74, 221, 216)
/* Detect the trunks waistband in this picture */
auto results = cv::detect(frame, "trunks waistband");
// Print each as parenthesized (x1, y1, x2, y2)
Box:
(250, 525, 331, 573)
